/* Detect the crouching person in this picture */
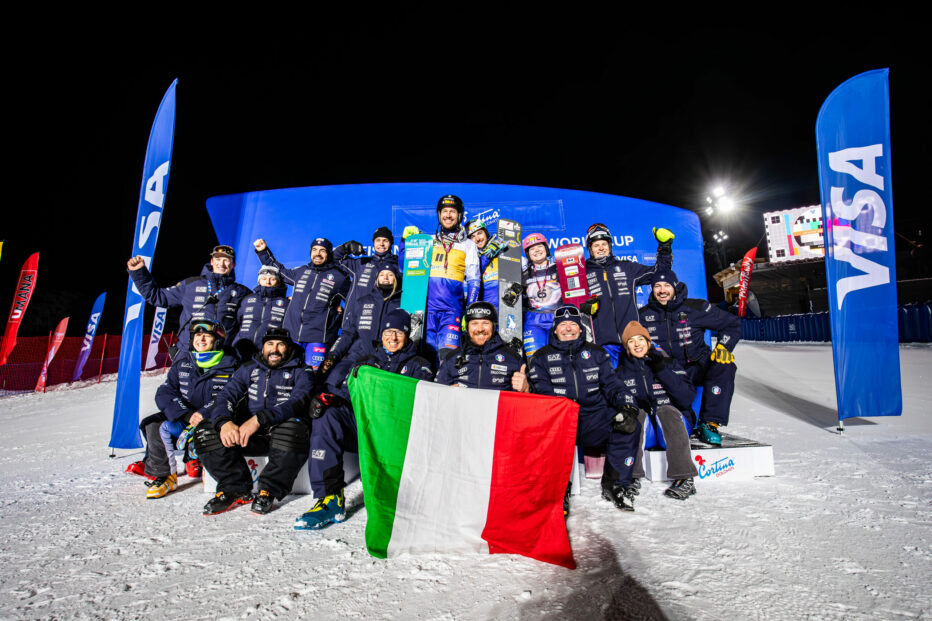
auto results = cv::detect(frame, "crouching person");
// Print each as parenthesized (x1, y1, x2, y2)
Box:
(617, 321, 699, 500)
(529, 305, 641, 512)
(127, 320, 237, 499)
(195, 328, 314, 516)
(295, 309, 434, 530)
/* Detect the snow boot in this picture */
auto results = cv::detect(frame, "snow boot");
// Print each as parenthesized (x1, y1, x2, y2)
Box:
(251, 490, 274, 515)
(125, 461, 156, 480)
(294, 491, 346, 530)
(626, 477, 642, 497)
(697, 421, 722, 445)
(203, 491, 253, 516)
(185, 459, 203, 479)
(664, 478, 696, 500)
(601, 484, 634, 512)
(146, 473, 177, 499)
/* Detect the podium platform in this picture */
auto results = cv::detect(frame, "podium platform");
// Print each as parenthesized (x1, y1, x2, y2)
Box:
(202, 453, 360, 495)
(643, 433, 774, 482)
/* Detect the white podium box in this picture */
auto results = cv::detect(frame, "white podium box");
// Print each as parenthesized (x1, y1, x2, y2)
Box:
(202, 453, 360, 495)
(644, 433, 774, 483)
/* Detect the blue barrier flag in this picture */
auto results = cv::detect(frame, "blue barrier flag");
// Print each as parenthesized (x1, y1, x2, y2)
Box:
(72, 292, 106, 382)
(816, 69, 901, 419)
(110, 80, 177, 449)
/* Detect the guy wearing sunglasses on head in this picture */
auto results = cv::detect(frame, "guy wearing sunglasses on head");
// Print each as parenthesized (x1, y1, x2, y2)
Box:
(528, 305, 642, 513)
(127, 245, 252, 351)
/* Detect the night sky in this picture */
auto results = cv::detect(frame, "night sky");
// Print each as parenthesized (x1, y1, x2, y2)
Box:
(4, 10, 924, 337)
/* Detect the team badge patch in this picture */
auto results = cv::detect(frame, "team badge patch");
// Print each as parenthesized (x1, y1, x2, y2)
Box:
(712, 385, 722, 395)
(580, 350, 591, 359)
(624, 457, 634, 467)
(495, 353, 504, 362)
(283, 372, 291, 379)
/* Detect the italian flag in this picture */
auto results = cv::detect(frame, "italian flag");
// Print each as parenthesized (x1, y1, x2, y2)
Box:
(348, 366, 579, 569)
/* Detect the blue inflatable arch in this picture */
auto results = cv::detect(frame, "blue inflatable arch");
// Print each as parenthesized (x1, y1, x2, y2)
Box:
(206, 182, 707, 305)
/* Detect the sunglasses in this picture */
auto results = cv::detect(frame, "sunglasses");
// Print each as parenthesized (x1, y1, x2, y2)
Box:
(212, 245, 235, 257)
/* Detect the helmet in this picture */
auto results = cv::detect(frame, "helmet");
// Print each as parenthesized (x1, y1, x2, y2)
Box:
(464, 301, 497, 326)
(522, 233, 549, 257)
(189, 319, 226, 348)
(585, 223, 612, 249)
(465, 219, 488, 239)
(436, 195, 465, 223)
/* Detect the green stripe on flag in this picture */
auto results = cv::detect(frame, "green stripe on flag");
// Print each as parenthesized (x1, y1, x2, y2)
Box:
(348, 366, 419, 558)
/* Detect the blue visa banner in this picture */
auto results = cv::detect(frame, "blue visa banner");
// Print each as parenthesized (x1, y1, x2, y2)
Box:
(816, 68, 901, 419)
(72, 292, 106, 382)
(110, 80, 177, 449)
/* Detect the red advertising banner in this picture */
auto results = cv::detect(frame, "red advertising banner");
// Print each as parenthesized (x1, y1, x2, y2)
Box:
(737, 247, 758, 318)
(35, 317, 69, 392)
(0, 252, 39, 365)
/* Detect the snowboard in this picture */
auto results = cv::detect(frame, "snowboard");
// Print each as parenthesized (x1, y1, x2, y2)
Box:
(399, 234, 433, 342)
(496, 219, 523, 353)
(554, 243, 594, 341)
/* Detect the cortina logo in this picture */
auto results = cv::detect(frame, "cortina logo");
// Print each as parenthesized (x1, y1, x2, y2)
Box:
(463, 207, 501, 226)
(695, 454, 735, 479)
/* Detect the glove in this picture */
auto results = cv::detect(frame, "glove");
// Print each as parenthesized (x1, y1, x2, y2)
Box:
(711, 343, 735, 365)
(483, 235, 508, 260)
(613, 405, 639, 434)
(579, 295, 599, 316)
(351, 357, 379, 378)
(501, 283, 524, 307)
(341, 240, 364, 256)
(654, 227, 674, 255)
(309, 393, 337, 419)
(318, 355, 338, 376)
(644, 347, 670, 372)
(402, 226, 421, 240)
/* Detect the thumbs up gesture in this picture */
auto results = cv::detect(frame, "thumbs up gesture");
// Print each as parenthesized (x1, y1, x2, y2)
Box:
(512, 363, 530, 393)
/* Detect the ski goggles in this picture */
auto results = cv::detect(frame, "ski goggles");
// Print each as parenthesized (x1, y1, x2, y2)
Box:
(191, 321, 226, 340)
(211, 245, 236, 260)
(554, 306, 582, 321)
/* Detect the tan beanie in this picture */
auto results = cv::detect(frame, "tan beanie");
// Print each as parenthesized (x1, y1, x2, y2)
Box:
(621, 321, 651, 344)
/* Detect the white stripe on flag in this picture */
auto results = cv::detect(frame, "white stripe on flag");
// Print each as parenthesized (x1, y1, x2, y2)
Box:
(387, 383, 500, 557)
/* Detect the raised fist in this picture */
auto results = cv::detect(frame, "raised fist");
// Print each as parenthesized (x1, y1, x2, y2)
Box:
(402, 225, 421, 240)
(253, 239, 267, 252)
(127, 256, 146, 271)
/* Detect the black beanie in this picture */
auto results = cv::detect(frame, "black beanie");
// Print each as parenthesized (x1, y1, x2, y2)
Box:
(373, 226, 394, 245)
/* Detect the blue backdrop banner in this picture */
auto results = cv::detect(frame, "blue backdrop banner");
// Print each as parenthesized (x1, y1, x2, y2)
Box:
(110, 80, 177, 449)
(206, 183, 707, 313)
(72, 292, 106, 382)
(816, 69, 901, 419)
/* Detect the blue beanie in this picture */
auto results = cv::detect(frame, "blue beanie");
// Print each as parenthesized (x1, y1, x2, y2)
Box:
(310, 237, 333, 257)
(382, 309, 411, 336)
(652, 268, 679, 288)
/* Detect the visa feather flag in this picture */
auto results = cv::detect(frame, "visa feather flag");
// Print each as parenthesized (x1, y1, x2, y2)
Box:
(72, 292, 106, 381)
(111, 80, 177, 449)
(348, 367, 579, 569)
(816, 68, 900, 420)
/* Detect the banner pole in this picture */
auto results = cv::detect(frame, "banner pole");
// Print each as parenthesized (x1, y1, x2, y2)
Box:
(162, 332, 174, 373)
(43, 331, 51, 393)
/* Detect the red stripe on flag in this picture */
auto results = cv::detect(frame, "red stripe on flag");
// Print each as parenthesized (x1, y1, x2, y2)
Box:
(482, 391, 579, 569)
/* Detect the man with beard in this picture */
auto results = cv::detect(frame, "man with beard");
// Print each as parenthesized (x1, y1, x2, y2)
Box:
(583, 224, 675, 367)
(253, 237, 350, 369)
(465, 218, 508, 310)
(435, 302, 529, 391)
(528, 305, 641, 512)
(638, 269, 741, 445)
(194, 328, 314, 516)
(127, 245, 251, 349)
(295, 309, 434, 530)
(333, 226, 400, 324)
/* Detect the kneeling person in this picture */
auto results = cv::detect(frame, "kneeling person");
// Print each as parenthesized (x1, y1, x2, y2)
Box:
(195, 328, 314, 516)
(296, 310, 434, 530)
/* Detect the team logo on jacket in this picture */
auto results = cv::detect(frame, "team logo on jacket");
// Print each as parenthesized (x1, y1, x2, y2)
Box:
(327, 274, 334, 281)
(401, 366, 408, 374)
(283, 372, 291, 379)
(580, 351, 591, 359)
(547, 354, 560, 362)
(277, 300, 284, 306)
(495, 353, 504, 362)
(624, 379, 635, 387)
(644, 314, 655, 322)
(712, 385, 722, 395)
(624, 456, 634, 466)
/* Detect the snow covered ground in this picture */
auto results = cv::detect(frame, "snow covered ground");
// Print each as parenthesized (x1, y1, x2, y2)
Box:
(1, 343, 930, 620)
